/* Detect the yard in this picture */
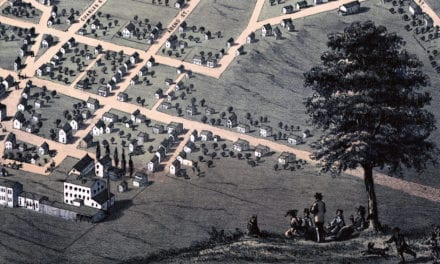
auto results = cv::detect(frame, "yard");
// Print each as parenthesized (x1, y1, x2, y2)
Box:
(124, 63, 179, 109)
(258, 0, 299, 21)
(0, 1, 42, 24)
(159, 0, 256, 65)
(35, 34, 59, 60)
(78, 108, 172, 170)
(50, 0, 94, 31)
(77, 0, 179, 50)
(0, 24, 32, 71)
(3, 139, 53, 167)
(38, 42, 97, 85)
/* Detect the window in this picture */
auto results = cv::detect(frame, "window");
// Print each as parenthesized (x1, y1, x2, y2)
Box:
(7, 189, 12, 194)
(69, 186, 72, 190)
(65, 200, 68, 203)
(74, 187, 77, 191)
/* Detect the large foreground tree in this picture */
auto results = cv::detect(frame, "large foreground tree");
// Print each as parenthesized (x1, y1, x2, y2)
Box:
(304, 21, 437, 230)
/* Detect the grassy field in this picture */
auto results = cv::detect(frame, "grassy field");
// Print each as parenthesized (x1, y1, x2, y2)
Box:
(51, 0, 94, 31)
(17, 85, 88, 142)
(77, 0, 178, 50)
(161, 0, 256, 64)
(35, 34, 59, 60)
(258, 0, 298, 21)
(124, 63, 179, 109)
(0, 24, 28, 70)
(0, 148, 439, 263)
(78, 108, 171, 170)
(0, 2, 42, 24)
(38, 42, 96, 85)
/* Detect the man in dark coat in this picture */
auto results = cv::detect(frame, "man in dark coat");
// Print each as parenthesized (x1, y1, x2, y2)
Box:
(247, 215, 260, 237)
(310, 192, 326, 243)
(385, 227, 416, 263)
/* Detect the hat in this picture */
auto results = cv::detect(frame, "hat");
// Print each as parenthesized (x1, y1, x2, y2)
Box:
(304, 208, 310, 214)
(314, 192, 323, 199)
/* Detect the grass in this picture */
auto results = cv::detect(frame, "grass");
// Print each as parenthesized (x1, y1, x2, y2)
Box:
(0, 2, 42, 24)
(163, 0, 256, 64)
(124, 63, 179, 109)
(258, 0, 299, 22)
(3, 139, 52, 166)
(35, 34, 59, 60)
(77, 0, 179, 50)
(50, 0, 94, 31)
(0, 24, 28, 71)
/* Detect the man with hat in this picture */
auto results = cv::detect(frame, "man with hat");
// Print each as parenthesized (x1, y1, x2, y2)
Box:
(385, 227, 416, 263)
(310, 192, 326, 243)
(350, 205, 367, 231)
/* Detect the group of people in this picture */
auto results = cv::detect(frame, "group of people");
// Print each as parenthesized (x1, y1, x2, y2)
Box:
(284, 192, 367, 242)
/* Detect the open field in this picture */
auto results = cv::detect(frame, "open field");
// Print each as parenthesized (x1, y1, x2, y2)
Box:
(161, 0, 256, 64)
(1, 149, 440, 263)
(50, 0, 94, 31)
(125, 63, 179, 109)
(0, 1, 42, 24)
(0, 24, 29, 70)
(78, 108, 172, 170)
(77, 0, 179, 50)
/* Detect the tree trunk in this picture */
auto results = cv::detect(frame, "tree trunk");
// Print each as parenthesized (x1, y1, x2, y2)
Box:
(363, 165, 381, 231)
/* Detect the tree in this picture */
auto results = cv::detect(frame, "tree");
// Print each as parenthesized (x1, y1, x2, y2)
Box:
(303, 21, 437, 231)
(96, 142, 101, 160)
(121, 148, 127, 174)
(128, 156, 134, 177)
(113, 147, 119, 167)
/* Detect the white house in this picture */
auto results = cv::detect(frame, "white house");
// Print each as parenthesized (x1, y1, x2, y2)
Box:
(18, 192, 48, 212)
(288, 134, 303, 145)
(133, 173, 148, 187)
(338, 0, 360, 15)
(0, 103, 6, 122)
(262, 24, 272, 37)
(122, 22, 135, 38)
(92, 120, 106, 137)
(255, 145, 270, 158)
(64, 176, 114, 210)
(237, 123, 250, 134)
(170, 159, 181, 175)
(233, 139, 250, 152)
(0, 179, 23, 208)
(278, 152, 296, 165)
(200, 130, 213, 141)
(13, 112, 25, 129)
(259, 125, 272, 137)
(95, 155, 112, 178)
(69, 154, 95, 176)
(59, 123, 72, 144)
(148, 156, 159, 172)
(5, 133, 17, 150)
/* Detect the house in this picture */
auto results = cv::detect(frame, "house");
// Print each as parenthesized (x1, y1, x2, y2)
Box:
(133, 173, 148, 187)
(37, 142, 50, 155)
(255, 145, 270, 158)
(111, 73, 122, 84)
(94, 45, 103, 55)
(278, 152, 296, 164)
(167, 122, 183, 134)
(226, 113, 237, 128)
(107, 166, 124, 181)
(68, 154, 95, 176)
(59, 123, 72, 144)
(90, 19, 101, 30)
(314, 0, 328, 4)
(178, 21, 187, 32)
(117, 181, 128, 193)
(81, 109, 91, 120)
(41, 35, 54, 48)
(122, 22, 135, 38)
(95, 155, 112, 178)
(137, 132, 149, 144)
(47, 17, 54, 27)
(66, 14, 75, 25)
(179, 40, 188, 49)
(147, 156, 159, 172)
(237, 123, 250, 133)
(274, 27, 282, 40)
(102, 112, 118, 123)
(207, 58, 218, 68)
(262, 24, 272, 37)
(138, 66, 148, 77)
(105, 122, 114, 134)
(423, 13, 434, 27)
(0, 103, 6, 121)
(124, 120, 134, 128)
(87, 97, 99, 110)
(166, 35, 178, 49)
(183, 141, 195, 153)
(281, 18, 293, 28)
(149, 28, 159, 40)
(106, 80, 116, 91)
(5, 133, 16, 150)
(80, 134, 93, 148)
(17, 98, 27, 111)
(118, 66, 127, 76)
(67, 37, 76, 48)
(34, 99, 44, 109)
(287, 134, 303, 145)
(408, 0, 422, 15)
(167, 92, 175, 102)
(282, 5, 294, 14)
(25, 124, 36, 134)
(129, 139, 138, 153)
(14, 57, 22, 71)
(0, 179, 23, 208)
(146, 57, 155, 68)
(246, 32, 255, 44)
(233, 139, 249, 152)
(13, 111, 25, 129)
(64, 175, 114, 210)
(155, 89, 163, 99)
(31, 112, 39, 122)
(92, 120, 105, 136)
(339, 0, 360, 15)
(302, 129, 312, 138)
(176, 151, 187, 163)
(152, 124, 164, 134)
(186, 105, 196, 116)
(2, 74, 14, 89)
(155, 148, 166, 163)
(98, 86, 110, 97)
(205, 107, 215, 116)
(18, 192, 48, 212)
(196, 130, 212, 142)
(193, 55, 205, 65)
(159, 138, 172, 153)
(130, 52, 140, 64)
(70, 115, 83, 130)
(175, 0, 185, 9)
(259, 125, 273, 137)
(296, 0, 308, 10)
(53, 51, 63, 60)
(204, 31, 212, 40)
(226, 37, 234, 48)
(130, 75, 139, 86)
(170, 159, 181, 175)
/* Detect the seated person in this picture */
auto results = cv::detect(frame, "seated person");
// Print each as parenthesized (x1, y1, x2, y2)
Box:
(350, 205, 367, 231)
(327, 209, 345, 236)
(302, 208, 314, 229)
(285, 209, 302, 238)
(247, 215, 260, 237)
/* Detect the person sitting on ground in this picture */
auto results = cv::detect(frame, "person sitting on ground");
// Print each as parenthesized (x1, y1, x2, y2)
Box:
(327, 209, 346, 237)
(350, 205, 367, 231)
(284, 210, 302, 238)
(247, 215, 261, 237)
(302, 208, 314, 229)
(385, 227, 416, 263)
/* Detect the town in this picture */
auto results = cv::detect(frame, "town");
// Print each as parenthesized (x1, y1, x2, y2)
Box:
(0, 0, 440, 263)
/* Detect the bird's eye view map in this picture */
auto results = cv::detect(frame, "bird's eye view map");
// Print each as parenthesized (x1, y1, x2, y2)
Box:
(0, 0, 440, 263)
